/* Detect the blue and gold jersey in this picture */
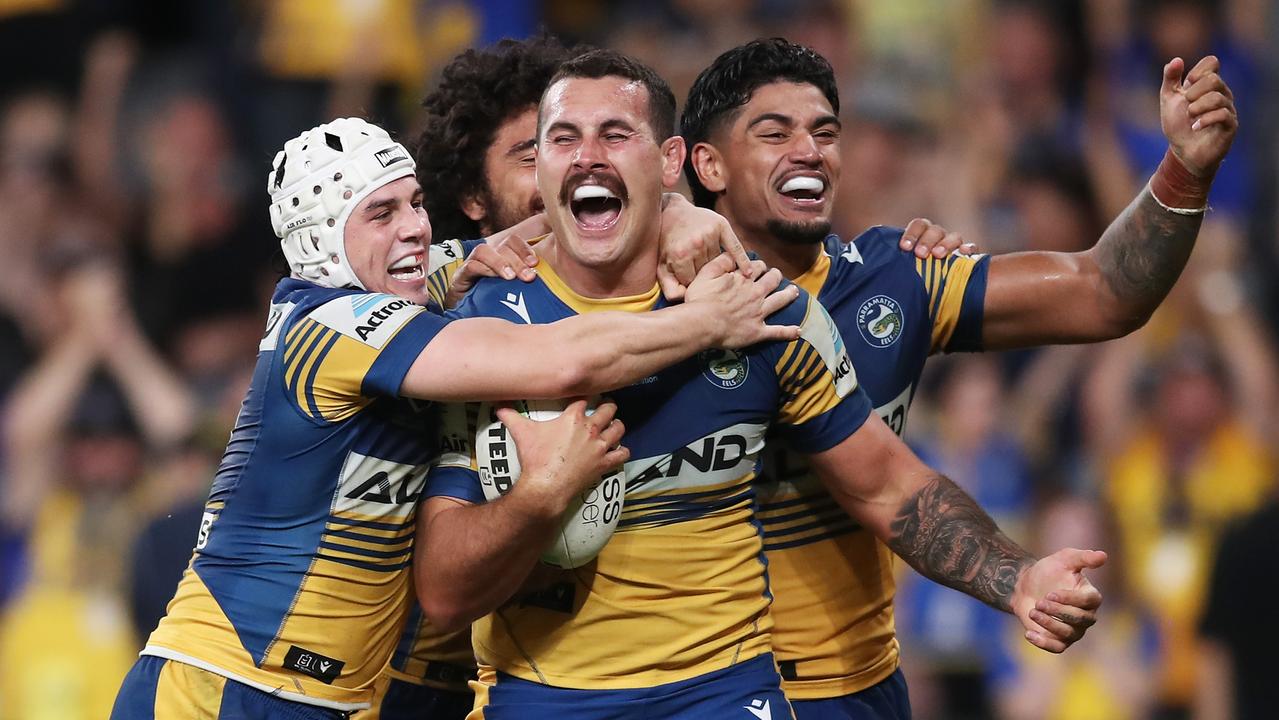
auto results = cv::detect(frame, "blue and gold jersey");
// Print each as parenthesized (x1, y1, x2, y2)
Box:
(375, 238, 482, 699)
(143, 278, 450, 712)
(426, 260, 873, 690)
(757, 228, 989, 699)
(423, 239, 475, 311)
(381, 605, 476, 691)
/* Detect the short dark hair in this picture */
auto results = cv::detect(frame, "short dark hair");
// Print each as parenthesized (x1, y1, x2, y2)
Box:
(540, 48, 677, 143)
(415, 34, 575, 241)
(681, 38, 840, 208)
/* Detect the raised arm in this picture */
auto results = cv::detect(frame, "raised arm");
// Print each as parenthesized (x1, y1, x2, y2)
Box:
(807, 414, 1107, 653)
(980, 56, 1237, 350)
(403, 254, 799, 402)
(77, 264, 196, 448)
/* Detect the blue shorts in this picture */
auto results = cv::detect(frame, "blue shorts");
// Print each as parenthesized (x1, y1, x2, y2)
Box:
(789, 668, 910, 720)
(361, 676, 473, 720)
(111, 655, 347, 720)
(473, 653, 793, 720)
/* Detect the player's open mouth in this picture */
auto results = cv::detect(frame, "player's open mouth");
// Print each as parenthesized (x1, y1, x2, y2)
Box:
(776, 174, 827, 208)
(570, 185, 623, 231)
(387, 254, 423, 281)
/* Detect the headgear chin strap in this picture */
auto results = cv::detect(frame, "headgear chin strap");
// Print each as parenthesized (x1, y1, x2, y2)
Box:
(268, 118, 416, 289)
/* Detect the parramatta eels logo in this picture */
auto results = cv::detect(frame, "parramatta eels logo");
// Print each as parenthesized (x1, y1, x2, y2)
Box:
(856, 295, 903, 348)
(700, 349, 749, 389)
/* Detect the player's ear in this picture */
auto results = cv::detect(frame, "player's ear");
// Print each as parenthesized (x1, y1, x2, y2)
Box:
(460, 194, 488, 223)
(690, 142, 726, 194)
(660, 136, 686, 189)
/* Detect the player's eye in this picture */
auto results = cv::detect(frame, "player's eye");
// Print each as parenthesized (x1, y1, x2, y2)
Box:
(551, 134, 576, 145)
(604, 132, 628, 142)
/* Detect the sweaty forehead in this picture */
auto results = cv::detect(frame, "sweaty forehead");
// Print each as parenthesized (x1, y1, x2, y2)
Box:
(540, 77, 651, 133)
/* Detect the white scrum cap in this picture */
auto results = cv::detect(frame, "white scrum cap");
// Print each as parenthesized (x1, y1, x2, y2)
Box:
(268, 118, 416, 289)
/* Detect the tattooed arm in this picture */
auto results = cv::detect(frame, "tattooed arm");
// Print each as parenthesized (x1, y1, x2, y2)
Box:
(979, 55, 1237, 351)
(808, 414, 1106, 652)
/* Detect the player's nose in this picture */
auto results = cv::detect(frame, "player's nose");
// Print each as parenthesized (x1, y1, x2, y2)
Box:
(788, 132, 822, 164)
(573, 134, 609, 172)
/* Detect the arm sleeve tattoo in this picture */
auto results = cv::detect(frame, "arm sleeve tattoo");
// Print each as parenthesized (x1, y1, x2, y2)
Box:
(1094, 189, 1204, 321)
(887, 474, 1033, 612)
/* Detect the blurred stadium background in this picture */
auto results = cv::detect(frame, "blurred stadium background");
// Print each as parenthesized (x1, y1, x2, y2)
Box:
(0, 1, 1275, 718)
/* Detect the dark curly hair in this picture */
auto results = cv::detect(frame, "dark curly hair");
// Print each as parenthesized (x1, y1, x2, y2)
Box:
(542, 49, 677, 143)
(680, 38, 839, 208)
(415, 34, 575, 241)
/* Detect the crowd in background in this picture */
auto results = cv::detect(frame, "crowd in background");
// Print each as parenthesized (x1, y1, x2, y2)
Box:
(0, 1, 1275, 719)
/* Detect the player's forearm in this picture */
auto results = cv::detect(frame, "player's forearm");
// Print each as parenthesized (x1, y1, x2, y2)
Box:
(884, 473, 1035, 614)
(528, 304, 720, 397)
(1089, 185, 1203, 332)
(416, 493, 563, 632)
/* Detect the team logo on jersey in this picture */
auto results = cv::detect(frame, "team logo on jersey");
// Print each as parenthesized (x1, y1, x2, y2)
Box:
(700, 349, 749, 389)
(856, 295, 903, 348)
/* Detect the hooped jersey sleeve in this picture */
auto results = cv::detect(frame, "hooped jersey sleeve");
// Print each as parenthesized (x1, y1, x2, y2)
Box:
(278, 293, 450, 422)
(915, 250, 990, 354)
(771, 293, 874, 454)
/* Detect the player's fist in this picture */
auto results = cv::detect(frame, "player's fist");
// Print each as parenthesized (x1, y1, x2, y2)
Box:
(1161, 55, 1237, 178)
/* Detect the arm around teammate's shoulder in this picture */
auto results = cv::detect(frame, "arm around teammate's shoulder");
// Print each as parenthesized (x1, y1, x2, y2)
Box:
(400, 254, 800, 402)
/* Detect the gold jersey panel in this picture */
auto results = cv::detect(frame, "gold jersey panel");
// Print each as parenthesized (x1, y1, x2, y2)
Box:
(759, 230, 989, 698)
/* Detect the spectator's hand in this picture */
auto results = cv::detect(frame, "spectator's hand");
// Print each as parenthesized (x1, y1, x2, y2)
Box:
(1162, 56, 1238, 178)
(657, 193, 754, 301)
(898, 218, 977, 259)
(1013, 548, 1107, 653)
(61, 262, 132, 345)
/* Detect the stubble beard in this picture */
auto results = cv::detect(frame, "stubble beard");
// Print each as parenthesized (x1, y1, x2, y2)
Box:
(765, 218, 831, 246)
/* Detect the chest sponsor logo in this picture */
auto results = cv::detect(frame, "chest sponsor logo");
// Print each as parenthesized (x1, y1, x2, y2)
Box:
(857, 294, 903, 348)
(700, 349, 749, 390)
(626, 422, 767, 494)
(282, 645, 345, 684)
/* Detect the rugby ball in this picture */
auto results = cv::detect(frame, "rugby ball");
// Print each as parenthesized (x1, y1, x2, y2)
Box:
(474, 399, 626, 568)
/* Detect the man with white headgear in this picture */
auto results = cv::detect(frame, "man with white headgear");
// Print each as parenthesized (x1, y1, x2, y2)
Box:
(108, 117, 799, 720)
